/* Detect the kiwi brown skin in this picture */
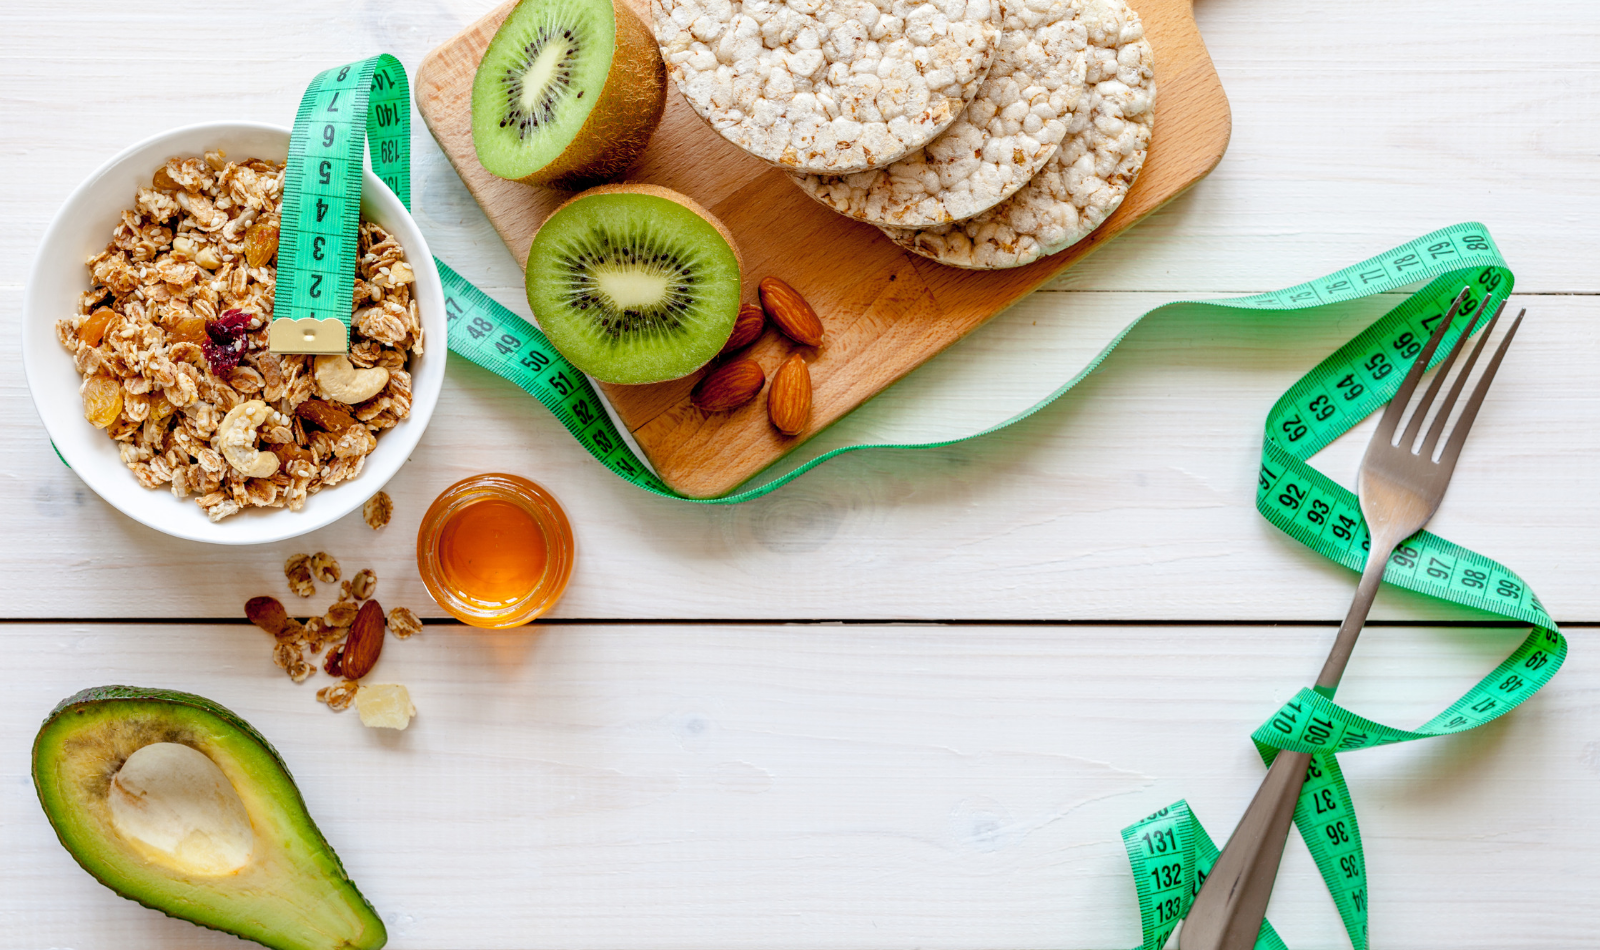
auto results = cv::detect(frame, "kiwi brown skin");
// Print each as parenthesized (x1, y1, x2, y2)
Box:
(518, 0, 667, 189)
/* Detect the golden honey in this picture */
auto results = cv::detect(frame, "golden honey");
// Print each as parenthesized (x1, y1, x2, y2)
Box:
(416, 474, 574, 628)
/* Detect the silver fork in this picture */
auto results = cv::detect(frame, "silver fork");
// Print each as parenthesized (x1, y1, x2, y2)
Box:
(1179, 287, 1525, 950)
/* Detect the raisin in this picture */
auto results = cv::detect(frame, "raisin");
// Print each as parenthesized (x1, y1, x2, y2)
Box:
(243, 219, 280, 269)
(165, 315, 208, 344)
(82, 376, 123, 429)
(78, 308, 116, 347)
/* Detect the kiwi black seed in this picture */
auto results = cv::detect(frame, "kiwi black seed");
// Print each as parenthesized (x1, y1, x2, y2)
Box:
(499, 26, 579, 138)
(526, 185, 743, 385)
(471, 0, 666, 189)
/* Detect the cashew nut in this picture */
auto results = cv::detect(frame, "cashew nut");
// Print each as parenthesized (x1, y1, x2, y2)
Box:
(314, 355, 389, 405)
(214, 400, 280, 478)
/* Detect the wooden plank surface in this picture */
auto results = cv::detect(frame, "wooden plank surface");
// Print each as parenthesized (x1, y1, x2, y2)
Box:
(4, 622, 1595, 949)
(414, 0, 1230, 497)
(5, 289, 1594, 622)
(3, 2, 1599, 949)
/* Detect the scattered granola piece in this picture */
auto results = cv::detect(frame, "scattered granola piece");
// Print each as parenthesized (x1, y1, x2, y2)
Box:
(261, 551, 424, 710)
(387, 606, 421, 639)
(325, 600, 359, 628)
(317, 679, 360, 711)
(355, 684, 416, 730)
(323, 643, 346, 677)
(272, 641, 313, 683)
(363, 491, 393, 529)
(284, 553, 316, 598)
(303, 615, 328, 641)
(278, 617, 308, 643)
(309, 551, 341, 584)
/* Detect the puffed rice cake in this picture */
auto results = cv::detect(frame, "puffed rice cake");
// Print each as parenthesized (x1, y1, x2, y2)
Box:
(880, 0, 1153, 268)
(791, 0, 1097, 228)
(653, 0, 1001, 175)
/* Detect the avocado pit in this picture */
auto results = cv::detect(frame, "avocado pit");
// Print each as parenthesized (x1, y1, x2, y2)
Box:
(107, 742, 253, 876)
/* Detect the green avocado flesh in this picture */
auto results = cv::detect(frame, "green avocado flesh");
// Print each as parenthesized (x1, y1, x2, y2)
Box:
(471, 0, 615, 180)
(526, 191, 742, 385)
(32, 686, 386, 950)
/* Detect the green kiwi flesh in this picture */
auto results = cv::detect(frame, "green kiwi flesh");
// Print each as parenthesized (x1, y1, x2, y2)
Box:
(471, 0, 665, 187)
(526, 186, 742, 385)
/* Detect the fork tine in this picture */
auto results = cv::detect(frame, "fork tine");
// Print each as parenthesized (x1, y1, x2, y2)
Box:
(1419, 298, 1506, 458)
(1372, 286, 1471, 445)
(1401, 294, 1496, 451)
(1435, 309, 1524, 473)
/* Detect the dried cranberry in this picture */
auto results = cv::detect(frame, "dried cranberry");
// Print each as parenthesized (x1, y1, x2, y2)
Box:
(202, 308, 255, 375)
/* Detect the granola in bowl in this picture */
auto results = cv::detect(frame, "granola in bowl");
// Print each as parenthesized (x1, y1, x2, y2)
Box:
(56, 150, 423, 522)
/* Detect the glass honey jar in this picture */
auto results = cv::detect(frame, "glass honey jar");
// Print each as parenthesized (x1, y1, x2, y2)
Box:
(416, 473, 574, 628)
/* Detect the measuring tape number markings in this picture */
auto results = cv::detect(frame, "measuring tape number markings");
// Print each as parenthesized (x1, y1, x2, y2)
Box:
(277, 56, 1566, 950)
(270, 53, 410, 354)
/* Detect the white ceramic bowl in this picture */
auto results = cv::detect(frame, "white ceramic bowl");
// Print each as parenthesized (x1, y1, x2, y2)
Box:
(22, 121, 446, 545)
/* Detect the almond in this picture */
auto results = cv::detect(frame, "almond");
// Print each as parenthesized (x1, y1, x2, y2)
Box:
(270, 443, 314, 467)
(759, 277, 823, 347)
(767, 354, 812, 436)
(295, 398, 359, 431)
(720, 303, 767, 355)
(245, 596, 290, 637)
(691, 359, 765, 412)
(339, 600, 386, 680)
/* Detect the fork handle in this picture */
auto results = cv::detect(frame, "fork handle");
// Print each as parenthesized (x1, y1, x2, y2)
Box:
(1179, 540, 1394, 950)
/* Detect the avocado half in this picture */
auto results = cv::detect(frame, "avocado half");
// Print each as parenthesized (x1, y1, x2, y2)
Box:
(32, 686, 386, 950)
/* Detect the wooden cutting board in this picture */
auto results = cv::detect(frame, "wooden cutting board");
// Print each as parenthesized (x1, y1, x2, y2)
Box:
(415, 0, 1230, 498)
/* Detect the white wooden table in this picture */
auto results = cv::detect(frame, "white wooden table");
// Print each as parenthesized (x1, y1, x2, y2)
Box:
(4, 1, 1598, 947)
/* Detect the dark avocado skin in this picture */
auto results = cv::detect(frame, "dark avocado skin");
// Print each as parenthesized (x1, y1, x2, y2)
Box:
(33, 686, 387, 950)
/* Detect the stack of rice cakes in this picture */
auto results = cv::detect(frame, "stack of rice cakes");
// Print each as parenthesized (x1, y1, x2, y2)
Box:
(653, 0, 1154, 269)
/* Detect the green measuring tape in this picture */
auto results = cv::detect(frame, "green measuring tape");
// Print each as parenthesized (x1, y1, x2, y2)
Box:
(1115, 251, 1564, 950)
(269, 53, 410, 353)
(280, 56, 1564, 949)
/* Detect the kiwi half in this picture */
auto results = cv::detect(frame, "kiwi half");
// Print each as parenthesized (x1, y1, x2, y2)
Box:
(526, 184, 743, 385)
(471, 0, 666, 188)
